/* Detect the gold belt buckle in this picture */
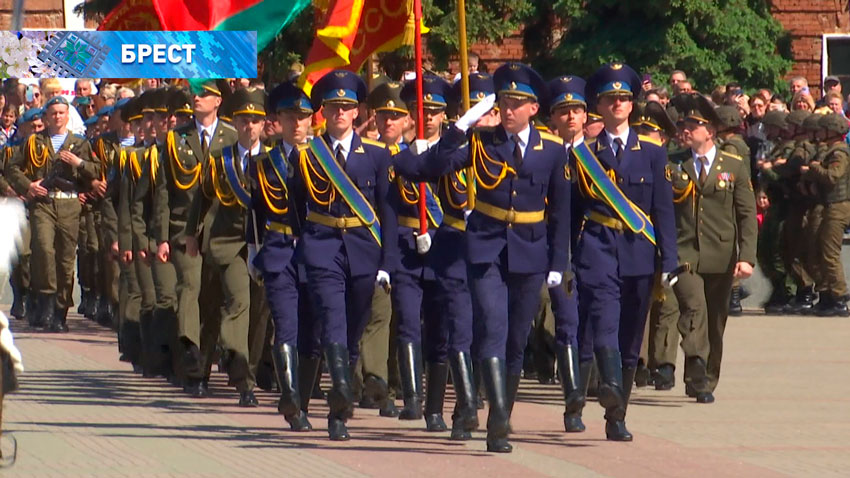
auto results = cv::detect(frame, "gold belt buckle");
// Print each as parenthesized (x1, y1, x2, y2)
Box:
(505, 209, 516, 223)
(336, 217, 347, 228)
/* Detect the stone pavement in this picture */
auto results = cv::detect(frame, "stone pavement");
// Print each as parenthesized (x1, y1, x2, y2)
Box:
(1, 311, 848, 478)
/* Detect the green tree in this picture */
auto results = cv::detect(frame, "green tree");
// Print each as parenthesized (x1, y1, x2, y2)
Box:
(527, 0, 792, 94)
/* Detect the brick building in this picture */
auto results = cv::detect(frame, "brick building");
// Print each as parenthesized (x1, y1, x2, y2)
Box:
(0, 0, 93, 29)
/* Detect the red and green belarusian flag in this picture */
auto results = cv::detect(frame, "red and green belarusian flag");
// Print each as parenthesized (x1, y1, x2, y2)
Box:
(100, 0, 310, 51)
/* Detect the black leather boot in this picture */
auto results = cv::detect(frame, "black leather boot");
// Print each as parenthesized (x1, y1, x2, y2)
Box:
(298, 354, 321, 415)
(424, 361, 449, 431)
(728, 286, 743, 317)
(652, 363, 675, 390)
(684, 356, 714, 403)
(480, 357, 512, 453)
(789, 285, 816, 314)
(634, 359, 651, 388)
(86, 294, 100, 321)
(139, 310, 156, 377)
(448, 351, 478, 440)
(556, 344, 586, 433)
(77, 288, 89, 315)
(505, 372, 521, 421)
(324, 343, 353, 441)
(41, 294, 58, 332)
(52, 306, 69, 333)
(362, 374, 399, 417)
(10, 286, 26, 320)
(814, 292, 835, 316)
(27, 292, 42, 327)
(595, 348, 631, 441)
(397, 342, 423, 420)
(271, 343, 312, 431)
(473, 364, 485, 409)
(96, 298, 115, 327)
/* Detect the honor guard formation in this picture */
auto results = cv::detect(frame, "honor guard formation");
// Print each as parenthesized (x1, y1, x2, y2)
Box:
(2, 66, 849, 453)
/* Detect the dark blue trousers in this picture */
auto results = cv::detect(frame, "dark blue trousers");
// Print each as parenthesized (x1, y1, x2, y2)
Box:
(431, 277, 473, 359)
(262, 261, 299, 347)
(306, 248, 376, 366)
(391, 272, 439, 349)
(468, 252, 545, 375)
(549, 280, 579, 350)
(577, 272, 654, 368)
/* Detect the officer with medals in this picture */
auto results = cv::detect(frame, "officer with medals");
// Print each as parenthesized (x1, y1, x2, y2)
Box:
(7, 95, 100, 332)
(244, 81, 316, 431)
(667, 93, 757, 403)
(406, 62, 570, 453)
(573, 63, 678, 441)
(545, 74, 589, 433)
(289, 70, 398, 441)
(155, 80, 237, 397)
(184, 87, 267, 406)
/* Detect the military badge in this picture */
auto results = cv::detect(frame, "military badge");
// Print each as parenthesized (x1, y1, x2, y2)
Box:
(564, 164, 571, 180)
(665, 167, 672, 182)
(388, 165, 396, 182)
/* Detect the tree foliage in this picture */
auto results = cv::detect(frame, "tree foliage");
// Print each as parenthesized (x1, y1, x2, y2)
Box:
(527, 0, 793, 93)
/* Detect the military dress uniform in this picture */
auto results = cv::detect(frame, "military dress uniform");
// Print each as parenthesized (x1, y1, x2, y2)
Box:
(245, 81, 317, 430)
(805, 114, 850, 316)
(7, 96, 100, 332)
(289, 70, 398, 441)
(185, 88, 269, 406)
(154, 80, 236, 396)
(573, 63, 677, 441)
(668, 94, 757, 402)
(411, 63, 570, 453)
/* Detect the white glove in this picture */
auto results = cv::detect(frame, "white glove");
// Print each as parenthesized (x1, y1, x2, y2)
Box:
(415, 232, 432, 254)
(455, 93, 496, 132)
(411, 139, 430, 156)
(376, 270, 390, 287)
(661, 272, 678, 288)
(246, 245, 261, 282)
(546, 271, 563, 287)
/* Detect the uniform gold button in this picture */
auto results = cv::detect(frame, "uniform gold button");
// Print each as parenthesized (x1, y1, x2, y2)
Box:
(336, 218, 347, 228)
(512, 191, 517, 196)
(640, 177, 645, 183)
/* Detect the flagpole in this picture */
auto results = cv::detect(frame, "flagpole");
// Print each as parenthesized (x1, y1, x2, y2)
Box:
(413, 0, 427, 235)
(456, 0, 474, 209)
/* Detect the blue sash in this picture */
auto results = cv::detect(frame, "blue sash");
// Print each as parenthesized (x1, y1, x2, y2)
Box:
(221, 145, 252, 208)
(268, 145, 289, 184)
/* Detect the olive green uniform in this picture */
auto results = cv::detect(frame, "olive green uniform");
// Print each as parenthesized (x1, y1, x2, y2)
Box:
(3, 143, 31, 321)
(92, 133, 122, 326)
(667, 147, 757, 393)
(7, 131, 99, 313)
(806, 142, 850, 301)
(154, 120, 236, 380)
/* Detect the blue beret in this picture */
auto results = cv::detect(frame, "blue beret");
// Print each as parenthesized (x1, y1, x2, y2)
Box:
(587, 62, 642, 99)
(401, 74, 452, 109)
(97, 105, 115, 117)
(310, 70, 367, 110)
(21, 107, 43, 123)
(493, 62, 548, 103)
(547, 75, 587, 111)
(84, 115, 99, 126)
(114, 97, 131, 110)
(269, 82, 313, 114)
(44, 96, 70, 109)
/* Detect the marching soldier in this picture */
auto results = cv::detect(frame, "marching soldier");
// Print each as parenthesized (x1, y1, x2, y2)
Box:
(7, 96, 100, 332)
(574, 63, 678, 441)
(290, 70, 398, 441)
(406, 62, 570, 452)
(4, 108, 42, 323)
(546, 74, 589, 433)
(668, 93, 757, 403)
(804, 114, 850, 316)
(185, 87, 266, 406)
(155, 80, 236, 397)
(247, 81, 319, 430)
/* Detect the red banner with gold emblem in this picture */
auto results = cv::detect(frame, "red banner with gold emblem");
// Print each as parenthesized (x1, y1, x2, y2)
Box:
(298, 0, 365, 97)
(347, 0, 426, 72)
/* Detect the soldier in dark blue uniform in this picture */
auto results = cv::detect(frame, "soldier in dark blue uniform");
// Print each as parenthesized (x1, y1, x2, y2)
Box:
(403, 62, 570, 453)
(290, 70, 398, 441)
(573, 63, 678, 441)
(244, 81, 315, 432)
(384, 74, 452, 427)
(546, 74, 589, 433)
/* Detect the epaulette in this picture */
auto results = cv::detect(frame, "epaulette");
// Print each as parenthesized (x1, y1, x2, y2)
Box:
(638, 134, 663, 147)
(73, 133, 87, 140)
(360, 138, 387, 149)
(539, 131, 564, 145)
(667, 148, 690, 164)
(296, 143, 310, 152)
(719, 149, 743, 161)
(219, 122, 237, 131)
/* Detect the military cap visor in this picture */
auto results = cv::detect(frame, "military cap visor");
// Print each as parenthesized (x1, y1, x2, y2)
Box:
(230, 88, 267, 117)
(632, 101, 677, 137)
(493, 62, 547, 103)
(369, 81, 409, 114)
(401, 75, 451, 111)
(190, 80, 222, 97)
(311, 70, 367, 110)
(588, 63, 642, 99)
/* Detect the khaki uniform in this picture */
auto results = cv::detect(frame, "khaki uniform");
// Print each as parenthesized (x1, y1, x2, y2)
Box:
(806, 142, 850, 298)
(185, 141, 254, 391)
(154, 121, 236, 378)
(7, 131, 99, 311)
(667, 147, 758, 393)
(92, 133, 122, 324)
(3, 143, 31, 320)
